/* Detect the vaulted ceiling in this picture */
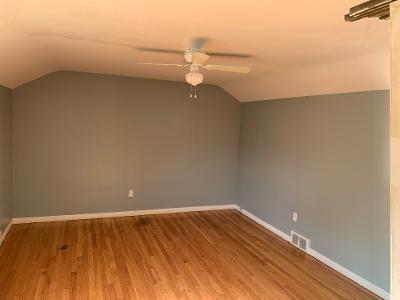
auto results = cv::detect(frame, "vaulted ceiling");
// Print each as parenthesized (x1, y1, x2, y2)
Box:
(0, 0, 390, 101)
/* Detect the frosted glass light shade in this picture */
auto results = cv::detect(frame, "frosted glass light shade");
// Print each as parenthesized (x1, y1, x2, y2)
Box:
(185, 72, 203, 86)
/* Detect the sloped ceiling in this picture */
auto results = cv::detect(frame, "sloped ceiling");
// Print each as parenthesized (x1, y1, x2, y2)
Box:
(0, 0, 390, 101)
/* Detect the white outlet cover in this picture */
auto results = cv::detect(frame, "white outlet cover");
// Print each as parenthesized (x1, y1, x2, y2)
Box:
(128, 189, 134, 198)
(293, 212, 298, 222)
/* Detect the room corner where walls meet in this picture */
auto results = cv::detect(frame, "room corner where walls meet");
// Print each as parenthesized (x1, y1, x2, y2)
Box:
(0, 85, 12, 235)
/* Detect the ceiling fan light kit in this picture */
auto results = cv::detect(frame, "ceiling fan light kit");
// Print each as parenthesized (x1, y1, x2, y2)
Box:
(137, 37, 251, 98)
(185, 72, 203, 86)
(185, 71, 204, 99)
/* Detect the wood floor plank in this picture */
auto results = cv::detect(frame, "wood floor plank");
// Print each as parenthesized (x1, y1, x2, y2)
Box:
(0, 210, 381, 299)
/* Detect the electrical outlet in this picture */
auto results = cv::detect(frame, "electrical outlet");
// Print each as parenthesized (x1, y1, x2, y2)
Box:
(128, 189, 134, 198)
(293, 212, 298, 222)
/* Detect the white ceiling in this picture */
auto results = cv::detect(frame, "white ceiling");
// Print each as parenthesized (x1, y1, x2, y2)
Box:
(0, 0, 390, 101)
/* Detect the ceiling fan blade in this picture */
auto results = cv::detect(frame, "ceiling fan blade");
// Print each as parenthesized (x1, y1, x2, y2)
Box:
(206, 52, 252, 58)
(191, 52, 210, 65)
(189, 37, 210, 50)
(137, 62, 186, 67)
(203, 65, 250, 73)
(136, 47, 182, 54)
(30, 31, 135, 48)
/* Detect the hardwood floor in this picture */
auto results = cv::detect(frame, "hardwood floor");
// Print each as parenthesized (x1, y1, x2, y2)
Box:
(0, 210, 380, 299)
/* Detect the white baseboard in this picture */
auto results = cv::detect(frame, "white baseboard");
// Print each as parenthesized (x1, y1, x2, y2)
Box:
(238, 208, 390, 300)
(12, 204, 240, 224)
(307, 249, 390, 300)
(240, 208, 291, 242)
(0, 219, 13, 247)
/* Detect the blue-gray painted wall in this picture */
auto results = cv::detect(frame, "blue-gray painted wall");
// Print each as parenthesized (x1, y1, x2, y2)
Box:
(238, 90, 390, 291)
(12, 72, 241, 217)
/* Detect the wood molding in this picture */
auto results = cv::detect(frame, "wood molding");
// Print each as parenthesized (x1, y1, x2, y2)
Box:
(391, 1, 400, 298)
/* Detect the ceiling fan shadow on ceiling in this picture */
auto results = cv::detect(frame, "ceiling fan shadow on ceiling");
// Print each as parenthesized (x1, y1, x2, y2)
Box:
(137, 37, 252, 99)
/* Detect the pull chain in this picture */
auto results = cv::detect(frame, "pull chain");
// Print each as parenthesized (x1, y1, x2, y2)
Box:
(189, 84, 193, 98)
(187, 71, 200, 99)
(190, 71, 194, 98)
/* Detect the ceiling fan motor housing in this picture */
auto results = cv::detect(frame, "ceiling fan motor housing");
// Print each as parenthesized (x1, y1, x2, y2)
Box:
(184, 50, 193, 63)
(184, 49, 210, 65)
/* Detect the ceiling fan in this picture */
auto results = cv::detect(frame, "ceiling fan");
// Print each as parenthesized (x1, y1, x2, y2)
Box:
(137, 37, 251, 98)
(29, 33, 251, 99)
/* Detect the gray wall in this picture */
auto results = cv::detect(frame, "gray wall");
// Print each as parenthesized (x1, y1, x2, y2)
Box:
(238, 90, 390, 291)
(0, 86, 12, 233)
(12, 71, 241, 217)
